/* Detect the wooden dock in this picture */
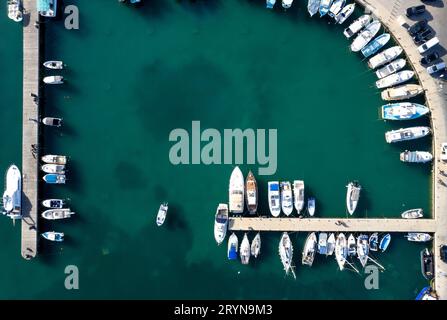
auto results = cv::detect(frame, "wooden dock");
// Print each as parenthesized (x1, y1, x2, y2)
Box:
(21, 0, 40, 260)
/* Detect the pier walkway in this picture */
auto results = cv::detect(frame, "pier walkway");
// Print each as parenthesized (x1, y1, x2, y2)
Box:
(21, 0, 40, 260)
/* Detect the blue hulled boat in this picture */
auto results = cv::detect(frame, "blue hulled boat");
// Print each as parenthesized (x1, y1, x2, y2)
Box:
(379, 234, 391, 252)
(361, 33, 391, 58)
(416, 287, 437, 300)
(381, 102, 429, 121)
(266, 0, 276, 9)
(319, 0, 333, 17)
(43, 173, 66, 184)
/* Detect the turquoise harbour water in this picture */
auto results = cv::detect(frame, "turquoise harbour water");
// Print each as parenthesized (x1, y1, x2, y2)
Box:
(0, 0, 433, 299)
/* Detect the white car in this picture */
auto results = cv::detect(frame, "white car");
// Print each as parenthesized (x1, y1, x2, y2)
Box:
(427, 62, 446, 75)
(418, 37, 439, 54)
(441, 143, 447, 161)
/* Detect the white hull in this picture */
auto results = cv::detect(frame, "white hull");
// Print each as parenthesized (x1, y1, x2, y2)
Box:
(328, 0, 345, 18)
(41, 164, 65, 174)
(293, 180, 305, 213)
(376, 58, 407, 79)
(42, 231, 64, 242)
(326, 233, 336, 256)
(156, 203, 168, 226)
(42, 199, 64, 208)
(343, 15, 371, 38)
(282, 0, 293, 9)
(335, 233, 347, 270)
(400, 151, 432, 163)
(251, 232, 261, 258)
(42, 154, 67, 165)
(279, 232, 295, 278)
(346, 181, 361, 215)
(347, 234, 356, 256)
(229, 167, 244, 214)
(245, 171, 257, 214)
(401, 208, 423, 219)
(240, 233, 250, 265)
(268, 182, 281, 217)
(43, 76, 64, 84)
(350, 20, 381, 52)
(2, 164, 22, 219)
(357, 234, 369, 268)
(8, 0, 23, 22)
(335, 3, 355, 24)
(44, 61, 64, 70)
(406, 232, 432, 242)
(302, 232, 317, 266)
(385, 126, 431, 143)
(307, 198, 315, 216)
(381, 84, 424, 101)
(368, 46, 403, 69)
(214, 203, 229, 245)
(376, 70, 414, 89)
(280, 181, 293, 216)
(42, 208, 74, 220)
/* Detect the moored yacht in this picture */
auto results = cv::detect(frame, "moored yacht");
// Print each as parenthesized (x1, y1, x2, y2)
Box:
(401, 208, 424, 219)
(307, 0, 320, 17)
(156, 202, 168, 226)
(327, 233, 336, 256)
(279, 232, 295, 278)
(350, 20, 381, 52)
(280, 181, 293, 216)
(44, 61, 64, 70)
(41, 231, 64, 242)
(335, 3, 355, 24)
(43, 76, 64, 84)
(292, 180, 305, 214)
(214, 203, 229, 245)
(376, 59, 407, 79)
(307, 197, 316, 216)
(357, 234, 369, 268)
(2, 164, 22, 220)
(381, 84, 424, 101)
(335, 233, 348, 270)
(245, 171, 258, 214)
(346, 181, 361, 215)
(268, 181, 281, 217)
(343, 14, 371, 38)
(266, 0, 276, 9)
(328, 0, 345, 18)
(42, 117, 63, 127)
(379, 233, 391, 251)
(368, 46, 403, 69)
(318, 232, 328, 255)
(319, 0, 333, 17)
(381, 102, 429, 121)
(361, 33, 391, 58)
(7, 0, 23, 22)
(421, 248, 434, 281)
(240, 233, 250, 265)
(42, 199, 65, 208)
(347, 234, 356, 256)
(227, 233, 238, 260)
(229, 166, 244, 214)
(400, 151, 433, 163)
(282, 0, 293, 9)
(385, 126, 431, 143)
(251, 232, 261, 258)
(41, 164, 65, 174)
(406, 232, 432, 242)
(369, 233, 379, 252)
(38, 0, 57, 17)
(42, 154, 67, 165)
(42, 208, 75, 220)
(375, 70, 414, 89)
(302, 232, 317, 266)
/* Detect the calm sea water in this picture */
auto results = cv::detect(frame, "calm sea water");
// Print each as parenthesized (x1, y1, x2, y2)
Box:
(0, 0, 432, 299)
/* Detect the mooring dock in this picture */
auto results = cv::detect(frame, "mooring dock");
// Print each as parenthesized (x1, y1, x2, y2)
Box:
(21, 0, 40, 260)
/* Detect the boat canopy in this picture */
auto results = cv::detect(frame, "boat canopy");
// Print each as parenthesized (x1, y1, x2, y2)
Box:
(228, 247, 237, 260)
(269, 183, 279, 191)
(37, 0, 51, 11)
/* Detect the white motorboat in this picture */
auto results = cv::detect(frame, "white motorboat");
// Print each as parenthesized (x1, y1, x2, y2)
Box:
(268, 181, 281, 217)
(318, 232, 328, 255)
(335, 233, 348, 270)
(156, 202, 168, 226)
(280, 181, 293, 216)
(43, 76, 64, 85)
(7, 0, 23, 22)
(350, 20, 381, 52)
(335, 3, 355, 24)
(326, 233, 336, 256)
(43, 61, 64, 70)
(381, 84, 424, 101)
(357, 234, 369, 268)
(375, 70, 414, 89)
(42, 208, 75, 220)
(406, 233, 432, 242)
(227, 233, 238, 260)
(282, 0, 293, 9)
(41, 231, 64, 242)
(319, 0, 333, 17)
(251, 232, 261, 258)
(245, 170, 257, 214)
(328, 0, 345, 18)
(369, 233, 379, 252)
(214, 203, 229, 245)
(266, 0, 276, 9)
(400, 151, 433, 163)
(368, 46, 403, 69)
(376, 58, 407, 79)
(42, 117, 62, 127)
(43, 174, 66, 184)
(343, 14, 371, 38)
(381, 102, 429, 121)
(279, 232, 295, 278)
(2, 164, 21, 220)
(346, 181, 361, 215)
(307, 197, 316, 216)
(240, 233, 250, 265)
(302, 232, 317, 266)
(41, 154, 67, 165)
(38, 0, 57, 17)
(42, 199, 65, 208)
(385, 126, 431, 143)
(229, 166, 244, 214)
(401, 208, 424, 219)
(307, 0, 320, 17)
(292, 180, 305, 214)
(347, 233, 356, 256)
(41, 164, 65, 174)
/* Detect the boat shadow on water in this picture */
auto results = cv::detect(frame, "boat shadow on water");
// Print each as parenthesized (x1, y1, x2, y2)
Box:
(164, 203, 188, 231)
(176, 0, 222, 15)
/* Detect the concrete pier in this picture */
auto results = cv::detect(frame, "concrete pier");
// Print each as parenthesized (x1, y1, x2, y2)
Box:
(21, 0, 40, 260)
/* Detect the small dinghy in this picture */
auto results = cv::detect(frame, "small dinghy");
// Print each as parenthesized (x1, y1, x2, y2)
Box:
(369, 233, 379, 252)
(385, 126, 431, 143)
(307, 0, 320, 17)
(376, 59, 407, 79)
(43, 174, 66, 184)
(42, 208, 75, 220)
(293, 180, 305, 214)
(43, 76, 64, 85)
(318, 232, 328, 255)
(41, 231, 64, 242)
(302, 232, 317, 266)
(251, 232, 261, 258)
(266, 0, 276, 9)
(156, 202, 168, 226)
(240, 233, 251, 265)
(7, 0, 23, 22)
(368, 46, 403, 69)
(319, 0, 333, 17)
(335, 3, 355, 24)
(376, 70, 414, 89)
(41, 164, 65, 174)
(343, 14, 371, 39)
(347, 234, 356, 256)
(42, 117, 63, 127)
(350, 20, 381, 52)
(379, 233, 391, 251)
(406, 232, 432, 242)
(43, 61, 64, 70)
(328, 0, 345, 19)
(381, 102, 429, 121)
(381, 84, 424, 101)
(42, 154, 67, 165)
(268, 181, 281, 217)
(361, 33, 391, 58)
(245, 171, 258, 214)
(307, 197, 316, 217)
(42, 199, 65, 209)
(279, 232, 295, 278)
(335, 233, 348, 270)
(280, 181, 293, 216)
(420, 248, 434, 281)
(326, 233, 336, 256)
(401, 208, 424, 219)
(214, 203, 228, 245)
(357, 234, 369, 268)
(227, 233, 238, 260)
(346, 181, 361, 215)
(282, 0, 293, 9)
(400, 151, 433, 163)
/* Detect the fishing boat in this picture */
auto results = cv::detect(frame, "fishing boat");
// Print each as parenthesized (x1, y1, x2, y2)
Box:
(327, 233, 336, 256)
(2, 164, 21, 220)
(43, 76, 64, 84)
(415, 287, 438, 300)
(346, 181, 361, 215)
(420, 248, 434, 281)
(227, 233, 238, 260)
(335, 233, 348, 270)
(42, 173, 65, 184)
(357, 234, 369, 268)
(379, 233, 391, 251)
(42, 154, 67, 165)
(319, 0, 333, 17)
(240, 233, 250, 265)
(266, 0, 276, 9)
(368, 46, 403, 69)
(282, 0, 293, 9)
(302, 232, 317, 266)
(381, 102, 429, 121)
(350, 20, 381, 52)
(280, 181, 293, 216)
(42, 117, 63, 127)
(318, 232, 328, 255)
(406, 232, 432, 242)
(229, 166, 244, 214)
(214, 203, 229, 245)
(402, 208, 424, 219)
(279, 232, 295, 278)
(347, 234, 356, 256)
(369, 233, 379, 252)
(328, 0, 345, 18)
(42, 208, 75, 220)
(376, 70, 414, 89)
(400, 151, 433, 163)
(43, 61, 64, 70)
(41, 164, 65, 174)
(38, 0, 57, 18)
(307, 197, 316, 217)
(251, 232, 261, 258)
(381, 84, 424, 101)
(385, 126, 431, 143)
(156, 202, 168, 226)
(307, 0, 320, 17)
(335, 3, 355, 24)
(361, 33, 391, 58)
(292, 180, 305, 213)
(41, 231, 64, 242)
(42, 199, 65, 208)
(343, 14, 371, 38)
(268, 181, 281, 217)
(7, 0, 23, 22)
(376, 59, 407, 79)
(245, 171, 257, 214)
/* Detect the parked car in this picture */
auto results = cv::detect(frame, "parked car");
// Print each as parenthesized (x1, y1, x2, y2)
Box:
(408, 19, 428, 37)
(406, 5, 426, 17)
(441, 245, 447, 263)
(413, 28, 434, 45)
(441, 143, 447, 161)
(421, 52, 440, 65)
(418, 37, 440, 54)
(428, 62, 446, 75)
